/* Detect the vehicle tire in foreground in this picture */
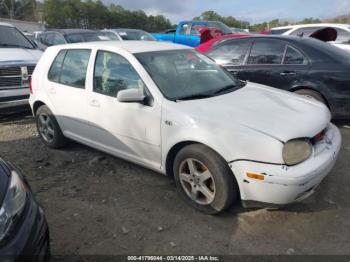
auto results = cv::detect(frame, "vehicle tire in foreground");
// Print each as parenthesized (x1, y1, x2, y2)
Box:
(295, 89, 326, 105)
(173, 144, 239, 214)
(35, 105, 67, 149)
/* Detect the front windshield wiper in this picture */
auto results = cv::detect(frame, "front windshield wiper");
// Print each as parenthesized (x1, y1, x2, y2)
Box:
(211, 84, 238, 95)
(0, 43, 33, 49)
(175, 93, 214, 101)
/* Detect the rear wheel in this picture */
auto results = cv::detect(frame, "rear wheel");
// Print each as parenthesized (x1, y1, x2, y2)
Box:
(173, 144, 239, 215)
(35, 105, 67, 149)
(294, 89, 326, 105)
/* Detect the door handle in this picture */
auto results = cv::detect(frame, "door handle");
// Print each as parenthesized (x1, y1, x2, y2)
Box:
(89, 99, 100, 108)
(48, 88, 56, 94)
(280, 71, 296, 76)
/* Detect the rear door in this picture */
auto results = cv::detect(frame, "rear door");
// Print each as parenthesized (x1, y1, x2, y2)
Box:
(206, 38, 252, 77)
(239, 39, 309, 90)
(46, 49, 92, 140)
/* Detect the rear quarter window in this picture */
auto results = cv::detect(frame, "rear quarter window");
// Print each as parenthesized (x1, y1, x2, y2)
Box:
(48, 49, 91, 88)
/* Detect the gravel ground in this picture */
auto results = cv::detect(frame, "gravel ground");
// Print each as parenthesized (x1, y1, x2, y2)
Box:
(0, 111, 350, 257)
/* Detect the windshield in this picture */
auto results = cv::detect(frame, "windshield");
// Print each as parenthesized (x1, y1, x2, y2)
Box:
(135, 50, 241, 100)
(117, 30, 156, 41)
(65, 32, 112, 43)
(0, 25, 35, 49)
(207, 21, 232, 35)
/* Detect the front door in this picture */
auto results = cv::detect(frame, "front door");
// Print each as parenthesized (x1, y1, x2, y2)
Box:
(87, 50, 162, 169)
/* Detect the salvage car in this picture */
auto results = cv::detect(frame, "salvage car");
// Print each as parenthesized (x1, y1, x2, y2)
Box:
(201, 35, 350, 119)
(271, 23, 350, 52)
(29, 41, 341, 214)
(0, 158, 50, 260)
(103, 29, 157, 41)
(0, 22, 42, 111)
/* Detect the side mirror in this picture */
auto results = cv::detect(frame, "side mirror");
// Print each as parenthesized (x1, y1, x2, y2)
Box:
(117, 89, 146, 103)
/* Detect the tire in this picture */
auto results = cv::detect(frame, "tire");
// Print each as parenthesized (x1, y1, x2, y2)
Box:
(173, 144, 239, 215)
(35, 105, 67, 149)
(294, 89, 326, 105)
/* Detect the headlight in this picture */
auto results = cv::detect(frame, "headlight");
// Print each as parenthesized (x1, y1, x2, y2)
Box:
(282, 139, 313, 166)
(0, 170, 27, 242)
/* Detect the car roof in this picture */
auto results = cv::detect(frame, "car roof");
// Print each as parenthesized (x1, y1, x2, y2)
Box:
(51, 40, 191, 53)
(0, 22, 15, 27)
(45, 29, 97, 35)
(111, 28, 147, 32)
(220, 34, 303, 42)
(272, 23, 350, 30)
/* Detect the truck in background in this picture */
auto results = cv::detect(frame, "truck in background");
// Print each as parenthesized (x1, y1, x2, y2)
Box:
(152, 20, 233, 47)
(0, 22, 42, 112)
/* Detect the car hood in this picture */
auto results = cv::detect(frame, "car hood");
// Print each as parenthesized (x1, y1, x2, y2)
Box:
(176, 83, 330, 142)
(0, 48, 42, 65)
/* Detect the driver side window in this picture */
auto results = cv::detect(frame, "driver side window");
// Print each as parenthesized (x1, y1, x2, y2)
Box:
(93, 51, 145, 98)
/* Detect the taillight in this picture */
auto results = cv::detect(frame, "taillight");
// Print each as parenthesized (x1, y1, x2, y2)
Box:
(29, 78, 33, 94)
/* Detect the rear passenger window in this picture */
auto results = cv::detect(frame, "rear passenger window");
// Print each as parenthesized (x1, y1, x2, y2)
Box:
(93, 51, 145, 97)
(247, 40, 285, 64)
(207, 39, 250, 65)
(48, 50, 66, 82)
(283, 46, 307, 65)
(48, 49, 91, 88)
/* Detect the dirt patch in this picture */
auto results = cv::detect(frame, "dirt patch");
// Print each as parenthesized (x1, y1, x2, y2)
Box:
(1, 112, 350, 255)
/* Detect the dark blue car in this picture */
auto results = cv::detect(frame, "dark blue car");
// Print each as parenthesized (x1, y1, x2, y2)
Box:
(0, 158, 50, 261)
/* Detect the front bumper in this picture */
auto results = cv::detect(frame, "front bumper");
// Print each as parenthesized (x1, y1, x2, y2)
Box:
(230, 123, 341, 206)
(0, 184, 50, 262)
(0, 88, 30, 110)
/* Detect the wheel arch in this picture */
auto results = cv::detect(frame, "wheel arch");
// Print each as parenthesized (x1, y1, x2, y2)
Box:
(33, 100, 46, 115)
(289, 85, 330, 108)
(165, 140, 232, 180)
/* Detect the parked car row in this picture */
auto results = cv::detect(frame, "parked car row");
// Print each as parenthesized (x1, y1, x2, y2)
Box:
(1, 20, 349, 260)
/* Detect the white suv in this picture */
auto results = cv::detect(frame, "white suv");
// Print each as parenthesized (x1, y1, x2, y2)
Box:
(29, 41, 341, 214)
(271, 23, 350, 52)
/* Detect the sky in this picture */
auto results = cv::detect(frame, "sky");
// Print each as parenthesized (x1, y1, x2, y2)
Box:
(104, 0, 350, 24)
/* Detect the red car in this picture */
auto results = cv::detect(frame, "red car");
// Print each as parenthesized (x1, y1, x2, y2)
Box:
(195, 33, 250, 53)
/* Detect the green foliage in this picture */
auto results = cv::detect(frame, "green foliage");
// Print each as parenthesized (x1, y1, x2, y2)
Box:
(41, 0, 172, 31)
(0, 0, 37, 21)
(193, 10, 249, 29)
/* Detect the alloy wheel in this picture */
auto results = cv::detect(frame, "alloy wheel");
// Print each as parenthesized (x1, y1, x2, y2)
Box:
(178, 158, 216, 205)
(37, 114, 55, 143)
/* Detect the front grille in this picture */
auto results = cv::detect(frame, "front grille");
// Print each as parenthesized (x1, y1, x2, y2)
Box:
(27, 65, 35, 75)
(0, 77, 22, 87)
(0, 65, 35, 89)
(0, 66, 21, 76)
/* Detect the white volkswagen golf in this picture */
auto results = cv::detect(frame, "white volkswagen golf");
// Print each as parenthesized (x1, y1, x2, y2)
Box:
(29, 41, 341, 214)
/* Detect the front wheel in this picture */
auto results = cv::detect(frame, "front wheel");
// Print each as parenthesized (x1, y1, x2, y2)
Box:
(35, 105, 68, 149)
(173, 144, 239, 215)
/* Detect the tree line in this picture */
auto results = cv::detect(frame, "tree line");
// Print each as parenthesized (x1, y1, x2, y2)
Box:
(0, 0, 349, 32)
